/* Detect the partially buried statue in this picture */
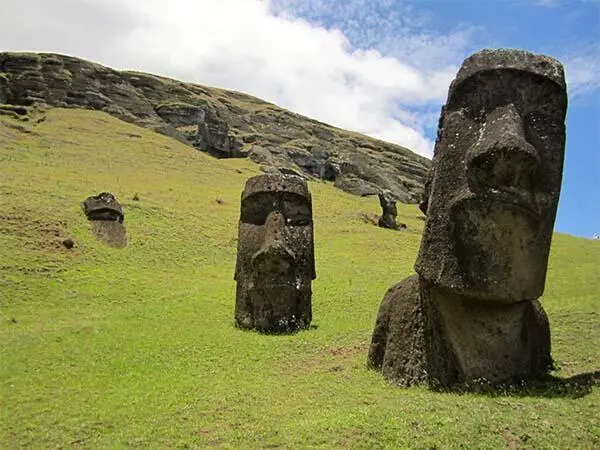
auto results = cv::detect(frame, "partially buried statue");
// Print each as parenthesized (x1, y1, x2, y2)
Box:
(378, 190, 399, 230)
(368, 49, 567, 387)
(235, 174, 315, 333)
(82, 192, 127, 248)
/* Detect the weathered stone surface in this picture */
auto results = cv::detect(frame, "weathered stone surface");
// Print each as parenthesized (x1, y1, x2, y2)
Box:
(0, 51, 430, 203)
(369, 49, 567, 388)
(334, 174, 380, 197)
(234, 174, 315, 333)
(82, 192, 124, 222)
(416, 48, 567, 303)
(91, 221, 127, 249)
(195, 107, 244, 158)
(368, 275, 427, 386)
(0, 74, 8, 104)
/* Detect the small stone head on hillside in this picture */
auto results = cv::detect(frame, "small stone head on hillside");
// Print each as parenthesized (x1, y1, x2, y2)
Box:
(416, 49, 567, 302)
(234, 174, 315, 332)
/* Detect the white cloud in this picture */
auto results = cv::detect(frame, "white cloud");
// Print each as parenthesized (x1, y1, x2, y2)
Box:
(563, 44, 600, 97)
(534, 0, 559, 6)
(0, 0, 479, 157)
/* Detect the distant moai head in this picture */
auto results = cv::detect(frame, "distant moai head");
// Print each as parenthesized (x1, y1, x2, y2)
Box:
(82, 192, 127, 248)
(416, 49, 567, 302)
(235, 174, 315, 332)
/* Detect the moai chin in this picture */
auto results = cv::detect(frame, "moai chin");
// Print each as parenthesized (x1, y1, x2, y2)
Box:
(368, 49, 567, 387)
(234, 174, 316, 333)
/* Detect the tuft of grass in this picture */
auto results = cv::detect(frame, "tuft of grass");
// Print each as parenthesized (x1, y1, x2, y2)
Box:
(1, 109, 599, 449)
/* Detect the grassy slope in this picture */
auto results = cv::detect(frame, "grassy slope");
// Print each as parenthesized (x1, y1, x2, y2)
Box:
(0, 109, 598, 449)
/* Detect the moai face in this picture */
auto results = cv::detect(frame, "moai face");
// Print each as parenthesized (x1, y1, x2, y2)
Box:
(235, 174, 315, 332)
(416, 49, 567, 302)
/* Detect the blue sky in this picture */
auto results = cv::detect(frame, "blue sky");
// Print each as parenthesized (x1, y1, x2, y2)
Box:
(1, 0, 598, 237)
(271, 0, 600, 238)
(425, 0, 600, 238)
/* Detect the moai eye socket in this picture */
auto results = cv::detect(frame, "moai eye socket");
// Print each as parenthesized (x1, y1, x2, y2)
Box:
(240, 192, 280, 225)
(283, 195, 311, 226)
(235, 174, 316, 333)
(241, 192, 311, 226)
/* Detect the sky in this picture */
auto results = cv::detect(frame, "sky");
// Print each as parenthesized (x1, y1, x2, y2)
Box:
(1, 0, 598, 238)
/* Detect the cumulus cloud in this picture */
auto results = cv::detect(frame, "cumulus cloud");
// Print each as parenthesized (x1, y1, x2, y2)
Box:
(0, 0, 478, 157)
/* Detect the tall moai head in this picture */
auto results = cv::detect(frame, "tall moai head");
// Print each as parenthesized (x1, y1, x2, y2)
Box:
(416, 49, 567, 302)
(234, 174, 315, 332)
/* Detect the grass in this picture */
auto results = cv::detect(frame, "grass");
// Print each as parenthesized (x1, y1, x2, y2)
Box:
(1, 108, 599, 449)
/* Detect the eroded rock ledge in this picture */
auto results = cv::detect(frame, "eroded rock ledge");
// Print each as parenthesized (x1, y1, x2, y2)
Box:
(0, 52, 431, 203)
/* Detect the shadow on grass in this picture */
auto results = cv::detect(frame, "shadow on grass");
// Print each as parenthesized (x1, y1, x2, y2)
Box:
(438, 370, 600, 399)
(233, 323, 319, 336)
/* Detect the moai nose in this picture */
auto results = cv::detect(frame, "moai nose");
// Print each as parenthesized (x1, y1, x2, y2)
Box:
(251, 212, 295, 276)
(467, 104, 541, 192)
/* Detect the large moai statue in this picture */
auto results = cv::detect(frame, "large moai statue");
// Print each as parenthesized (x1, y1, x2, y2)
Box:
(368, 49, 567, 387)
(235, 174, 316, 333)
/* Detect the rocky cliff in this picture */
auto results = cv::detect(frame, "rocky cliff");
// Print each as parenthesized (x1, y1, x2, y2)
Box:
(0, 52, 431, 203)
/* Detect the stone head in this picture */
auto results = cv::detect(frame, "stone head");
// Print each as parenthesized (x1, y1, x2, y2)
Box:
(416, 49, 567, 302)
(234, 174, 315, 331)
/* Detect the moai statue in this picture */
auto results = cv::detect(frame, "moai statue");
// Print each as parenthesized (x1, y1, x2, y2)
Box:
(82, 192, 127, 248)
(378, 190, 400, 230)
(234, 174, 316, 333)
(368, 49, 567, 387)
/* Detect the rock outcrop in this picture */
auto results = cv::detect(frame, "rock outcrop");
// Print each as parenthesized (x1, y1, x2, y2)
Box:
(0, 52, 431, 203)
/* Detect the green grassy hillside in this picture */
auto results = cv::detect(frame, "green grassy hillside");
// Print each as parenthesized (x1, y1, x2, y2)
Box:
(1, 108, 598, 449)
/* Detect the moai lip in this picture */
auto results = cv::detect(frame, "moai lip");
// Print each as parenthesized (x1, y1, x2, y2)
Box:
(234, 174, 315, 333)
(368, 49, 567, 388)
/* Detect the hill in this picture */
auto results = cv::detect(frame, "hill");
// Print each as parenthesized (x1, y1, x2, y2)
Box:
(1, 108, 599, 448)
(0, 51, 430, 204)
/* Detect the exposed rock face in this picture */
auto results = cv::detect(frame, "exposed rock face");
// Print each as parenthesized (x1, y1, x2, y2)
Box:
(82, 192, 127, 248)
(234, 174, 315, 333)
(0, 52, 430, 203)
(368, 49, 567, 388)
(0, 74, 8, 104)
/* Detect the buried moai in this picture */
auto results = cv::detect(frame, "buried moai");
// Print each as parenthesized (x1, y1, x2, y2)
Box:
(234, 174, 315, 332)
(82, 192, 127, 248)
(368, 49, 567, 387)
(378, 190, 405, 230)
